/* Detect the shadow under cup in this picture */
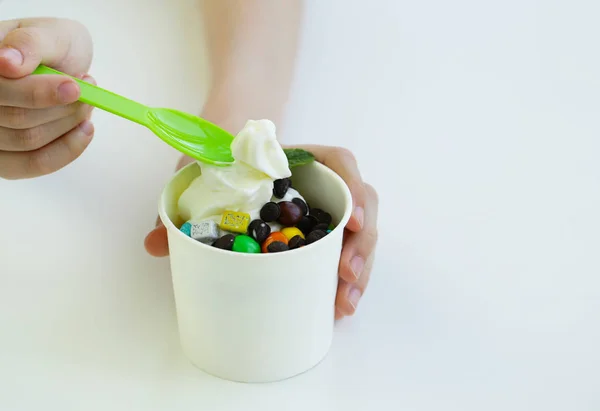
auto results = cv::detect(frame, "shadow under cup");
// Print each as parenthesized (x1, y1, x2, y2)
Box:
(158, 161, 353, 383)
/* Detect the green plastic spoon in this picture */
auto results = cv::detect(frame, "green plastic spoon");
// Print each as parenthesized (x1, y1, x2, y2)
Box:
(33, 65, 235, 166)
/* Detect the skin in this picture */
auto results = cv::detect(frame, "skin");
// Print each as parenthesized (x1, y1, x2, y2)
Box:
(0, 1, 379, 319)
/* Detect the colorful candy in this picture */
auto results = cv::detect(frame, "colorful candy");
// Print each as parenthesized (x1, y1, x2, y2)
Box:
(180, 221, 192, 236)
(261, 232, 289, 253)
(184, 196, 335, 253)
(233, 235, 261, 253)
(281, 227, 304, 241)
(219, 211, 251, 233)
(190, 220, 220, 244)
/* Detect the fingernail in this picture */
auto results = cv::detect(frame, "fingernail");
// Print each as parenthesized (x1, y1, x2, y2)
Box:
(354, 206, 365, 228)
(79, 120, 94, 136)
(82, 75, 97, 85)
(348, 287, 362, 310)
(0, 47, 24, 66)
(58, 81, 79, 103)
(350, 255, 365, 280)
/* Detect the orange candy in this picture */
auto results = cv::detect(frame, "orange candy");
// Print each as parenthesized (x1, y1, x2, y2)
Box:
(261, 232, 289, 253)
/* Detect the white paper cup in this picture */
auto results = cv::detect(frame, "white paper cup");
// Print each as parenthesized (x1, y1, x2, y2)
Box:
(158, 161, 353, 383)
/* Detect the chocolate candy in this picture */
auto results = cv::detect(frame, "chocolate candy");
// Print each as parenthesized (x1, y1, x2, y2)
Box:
(313, 223, 329, 232)
(232, 235, 261, 253)
(212, 234, 235, 250)
(306, 229, 327, 244)
(190, 220, 220, 244)
(296, 215, 318, 235)
(310, 208, 332, 226)
(273, 178, 291, 199)
(248, 219, 271, 244)
(260, 202, 281, 222)
(288, 235, 305, 249)
(281, 227, 305, 241)
(261, 232, 288, 253)
(220, 211, 251, 234)
(291, 198, 308, 216)
(277, 201, 303, 227)
(180, 222, 192, 237)
(267, 241, 289, 253)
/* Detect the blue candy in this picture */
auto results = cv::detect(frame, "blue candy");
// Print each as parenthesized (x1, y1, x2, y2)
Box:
(180, 222, 192, 237)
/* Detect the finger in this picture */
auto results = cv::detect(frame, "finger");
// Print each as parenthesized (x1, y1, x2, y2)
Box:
(335, 253, 375, 317)
(0, 103, 84, 129)
(0, 120, 94, 179)
(0, 74, 80, 108)
(144, 222, 170, 257)
(0, 74, 94, 128)
(286, 144, 366, 232)
(0, 105, 92, 151)
(0, 19, 92, 79)
(338, 183, 380, 283)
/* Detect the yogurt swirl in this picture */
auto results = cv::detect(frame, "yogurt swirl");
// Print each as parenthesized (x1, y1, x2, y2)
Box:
(178, 119, 294, 223)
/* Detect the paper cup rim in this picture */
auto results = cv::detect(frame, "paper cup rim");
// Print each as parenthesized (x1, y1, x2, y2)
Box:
(158, 161, 354, 259)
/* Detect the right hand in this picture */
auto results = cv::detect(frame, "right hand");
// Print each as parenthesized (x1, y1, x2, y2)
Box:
(0, 18, 95, 180)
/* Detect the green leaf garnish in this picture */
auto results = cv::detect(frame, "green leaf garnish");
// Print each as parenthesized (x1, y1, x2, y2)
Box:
(284, 148, 316, 168)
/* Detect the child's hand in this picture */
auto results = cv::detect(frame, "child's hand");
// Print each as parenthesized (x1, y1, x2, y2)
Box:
(144, 146, 379, 320)
(0, 18, 95, 180)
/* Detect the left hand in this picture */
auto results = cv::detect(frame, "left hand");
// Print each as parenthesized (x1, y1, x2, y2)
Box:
(144, 146, 379, 320)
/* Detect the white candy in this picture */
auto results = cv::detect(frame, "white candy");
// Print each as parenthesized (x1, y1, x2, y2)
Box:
(190, 220, 220, 244)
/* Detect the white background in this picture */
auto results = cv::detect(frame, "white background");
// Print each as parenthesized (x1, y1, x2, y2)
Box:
(1, 0, 599, 410)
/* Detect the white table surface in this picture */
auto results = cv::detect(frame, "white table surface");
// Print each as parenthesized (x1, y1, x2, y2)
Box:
(1, 0, 599, 410)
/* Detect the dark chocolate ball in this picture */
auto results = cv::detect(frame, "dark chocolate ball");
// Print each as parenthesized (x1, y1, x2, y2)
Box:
(260, 202, 281, 222)
(277, 201, 303, 227)
(247, 219, 271, 244)
(267, 241, 289, 253)
(288, 235, 306, 249)
(306, 230, 327, 244)
(212, 234, 235, 250)
(291, 198, 309, 216)
(273, 178, 292, 199)
(296, 215, 318, 235)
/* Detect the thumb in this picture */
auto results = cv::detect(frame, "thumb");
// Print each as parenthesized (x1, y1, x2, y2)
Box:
(0, 18, 92, 79)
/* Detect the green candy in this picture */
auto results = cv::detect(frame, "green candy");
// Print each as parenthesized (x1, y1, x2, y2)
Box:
(232, 235, 261, 253)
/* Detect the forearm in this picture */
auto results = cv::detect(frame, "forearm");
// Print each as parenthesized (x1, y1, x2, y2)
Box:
(199, 0, 303, 133)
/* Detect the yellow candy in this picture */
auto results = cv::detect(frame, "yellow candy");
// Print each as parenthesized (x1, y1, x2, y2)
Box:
(219, 211, 251, 234)
(281, 227, 305, 241)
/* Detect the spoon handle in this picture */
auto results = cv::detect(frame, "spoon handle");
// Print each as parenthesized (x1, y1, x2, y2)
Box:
(33, 65, 150, 127)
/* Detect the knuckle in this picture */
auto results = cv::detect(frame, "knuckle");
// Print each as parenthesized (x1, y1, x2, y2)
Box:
(0, 106, 29, 128)
(27, 149, 54, 177)
(365, 183, 379, 205)
(15, 127, 44, 151)
(9, 27, 40, 50)
(28, 82, 53, 108)
(364, 227, 379, 248)
(333, 147, 356, 163)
